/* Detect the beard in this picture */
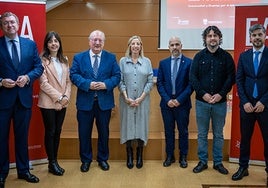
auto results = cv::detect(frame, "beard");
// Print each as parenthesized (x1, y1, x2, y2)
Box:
(208, 41, 219, 49)
(252, 39, 263, 48)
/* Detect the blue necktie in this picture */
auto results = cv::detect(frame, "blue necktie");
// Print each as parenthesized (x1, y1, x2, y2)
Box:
(10, 40, 19, 69)
(93, 54, 99, 78)
(172, 58, 179, 95)
(253, 51, 260, 98)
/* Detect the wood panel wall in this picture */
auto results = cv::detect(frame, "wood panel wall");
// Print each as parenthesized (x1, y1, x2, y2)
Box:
(46, 0, 233, 145)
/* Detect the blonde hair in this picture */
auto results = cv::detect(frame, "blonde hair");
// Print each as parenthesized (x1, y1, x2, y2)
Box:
(125, 35, 144, 57)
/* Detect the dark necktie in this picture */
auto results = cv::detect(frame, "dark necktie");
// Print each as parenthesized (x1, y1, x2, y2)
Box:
(253, 51, 260, 98)
(172, 58, 179, 95)
(10, 40, 19, 69)
(93, 54, 99, 78)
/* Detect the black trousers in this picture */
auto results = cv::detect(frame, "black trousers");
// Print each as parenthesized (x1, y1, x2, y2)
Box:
(239, 106, 268, 172)
(40, 108, 66, 161)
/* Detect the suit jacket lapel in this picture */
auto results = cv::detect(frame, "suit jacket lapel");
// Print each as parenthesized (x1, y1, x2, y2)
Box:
(177, 56, 185, 78)
(174, 56, 184, 83)
(167, 57, 172, 84)
(246, 50, 255, 76)
(49, 59, 63, 85)
(97, 51, 106, 78)
(85, 52, 95, 77)
(258, 47, 268, 74)
(0, 37, 14, 68)
(18, 37, 24, 68)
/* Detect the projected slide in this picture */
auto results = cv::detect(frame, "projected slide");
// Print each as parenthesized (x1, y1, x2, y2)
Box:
(160, 0, 267, 49)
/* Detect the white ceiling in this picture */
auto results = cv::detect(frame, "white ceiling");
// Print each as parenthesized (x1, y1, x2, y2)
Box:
(46, 0, 68, 12)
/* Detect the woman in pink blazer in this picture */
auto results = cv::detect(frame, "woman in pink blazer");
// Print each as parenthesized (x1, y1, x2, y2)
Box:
(38, 31, 71, 176)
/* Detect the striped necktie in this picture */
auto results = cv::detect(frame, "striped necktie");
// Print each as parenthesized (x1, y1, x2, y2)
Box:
(93, 54, 99, 78)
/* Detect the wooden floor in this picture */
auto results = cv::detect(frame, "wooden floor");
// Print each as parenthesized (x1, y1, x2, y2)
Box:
(5, 160, 267, 188)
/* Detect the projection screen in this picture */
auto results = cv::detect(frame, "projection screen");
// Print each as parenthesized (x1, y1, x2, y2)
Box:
(159, 0, 268, 50)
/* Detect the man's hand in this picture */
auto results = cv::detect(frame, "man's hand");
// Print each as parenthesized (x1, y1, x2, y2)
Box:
(253, 101, 265, 113)
(90, 81, 106, 90)
(16, 75, 29, 88)
(243, 102, 255, 113)
(210, 94, 222, 104)
(2, 78, 16, 88)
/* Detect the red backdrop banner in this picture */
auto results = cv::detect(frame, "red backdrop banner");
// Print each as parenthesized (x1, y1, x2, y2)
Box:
(0, 0, 47, 164)
(230, 5, 268, 164)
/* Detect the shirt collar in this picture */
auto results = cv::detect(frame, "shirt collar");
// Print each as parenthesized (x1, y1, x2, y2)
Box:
(253, 45, 265, 53)
(5, 35, 19, 43)
(171, 55, 182, 63)
(89, 50, 102, 57)
(171, 54, 182, 60)
(126, 56, 142, 65)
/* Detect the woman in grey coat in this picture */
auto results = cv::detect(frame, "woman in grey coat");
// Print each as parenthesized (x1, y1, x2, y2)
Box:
(118, 36, 153, 169)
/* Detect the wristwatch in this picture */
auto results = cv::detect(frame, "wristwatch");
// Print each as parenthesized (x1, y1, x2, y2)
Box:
(58, 95, 64, 102)
(58, 95, 67, 102)
(0, 78, 2, 87)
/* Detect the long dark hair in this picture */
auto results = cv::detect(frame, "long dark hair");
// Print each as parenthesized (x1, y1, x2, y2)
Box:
(41, 31, 68, 64)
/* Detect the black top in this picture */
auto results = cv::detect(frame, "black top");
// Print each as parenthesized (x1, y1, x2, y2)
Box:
(190, 47, 235, 103)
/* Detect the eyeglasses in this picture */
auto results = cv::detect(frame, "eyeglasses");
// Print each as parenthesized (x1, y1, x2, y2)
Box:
(2, 20, 17, 26)
(90, 38, 104, 43)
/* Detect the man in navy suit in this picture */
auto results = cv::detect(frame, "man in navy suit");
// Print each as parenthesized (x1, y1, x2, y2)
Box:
(232, 24, 268, 186)
(70, 30, 120, 172)
(157, 36, 192, 168)
(0, 12, 43, 187)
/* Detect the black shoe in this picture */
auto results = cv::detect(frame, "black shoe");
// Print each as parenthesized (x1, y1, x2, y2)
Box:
(0, 178, 5, 188)
(266, 173, 268, 186)
(213, 163, 229, 175)
(80, 162, 91, 172)
(98, 161, 110, 171)
(48, 161, 63, 176)
(179, 155, 188, 168)
(232, 167, 249, 181)
(193, 161, 208, 173)
(266, 173, 268, 187)
(18, 172, 39, 183)
(136, 147, 143, 169)
(163, 156, 175, 167)
(126, 147, 134, 169)
(127, 159, 134, 169)
(55, 161, 65, 174)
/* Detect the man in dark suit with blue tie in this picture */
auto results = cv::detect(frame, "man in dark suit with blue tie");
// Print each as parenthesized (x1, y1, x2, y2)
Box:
(70, 30, 120, 172)
(0, 12, 43, 187)
(157, 36, 192, 168)
(232, 24, 268, 186)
